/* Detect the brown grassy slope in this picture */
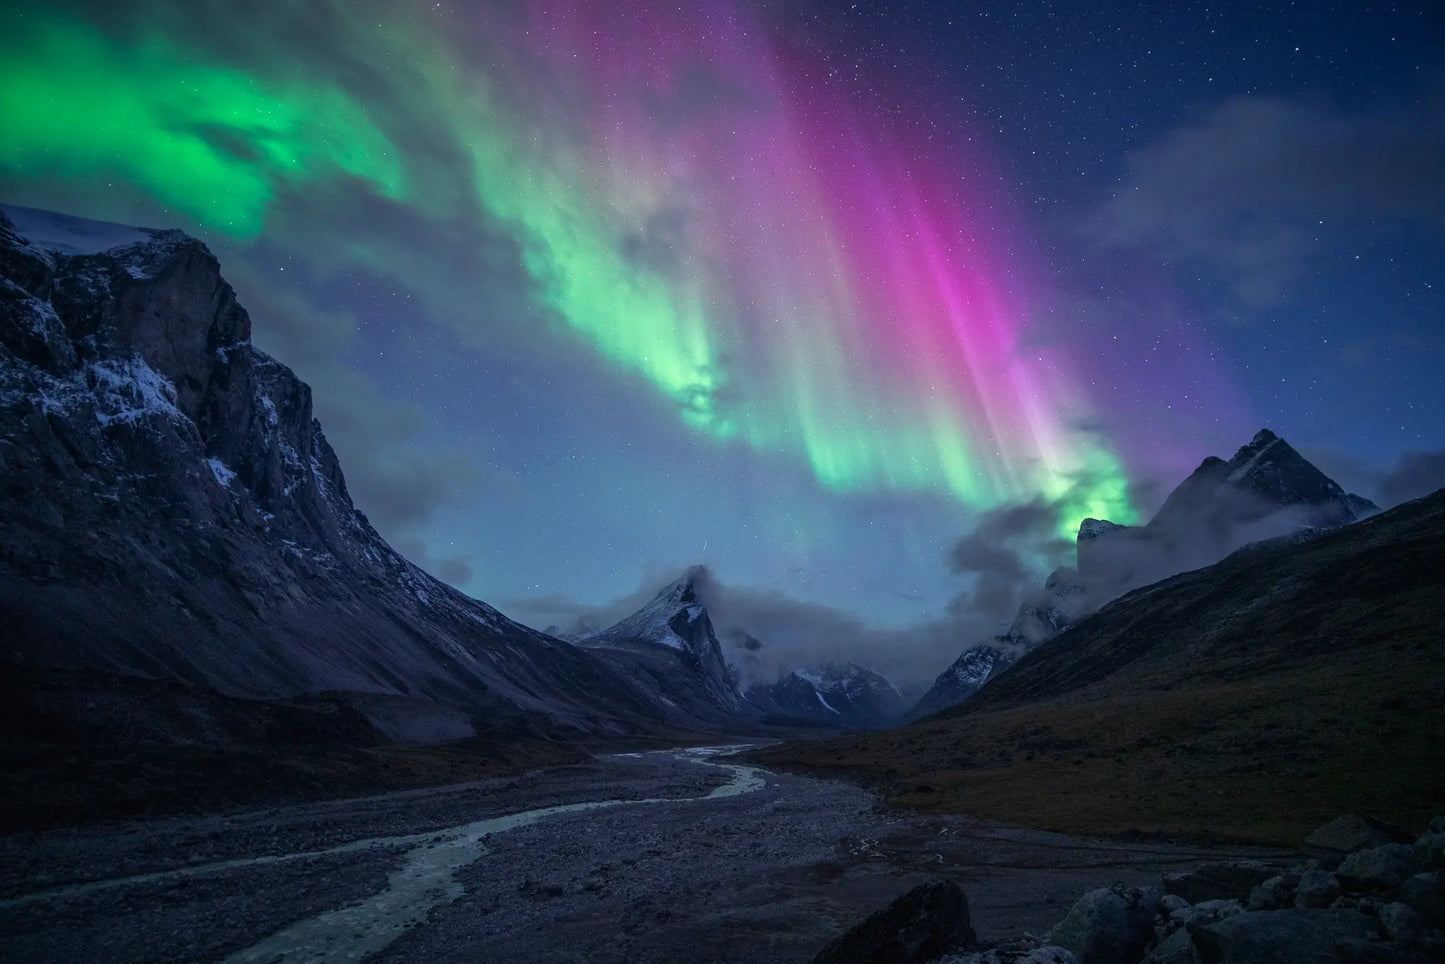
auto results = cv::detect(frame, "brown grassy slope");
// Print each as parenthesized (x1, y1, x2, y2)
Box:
(755, 489, 1445, 845)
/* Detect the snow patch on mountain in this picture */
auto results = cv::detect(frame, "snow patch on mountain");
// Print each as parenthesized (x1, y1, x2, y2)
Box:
(206, 458, 237, 488)
(745, 661, 906, 729)
(0, 203, 152, 256)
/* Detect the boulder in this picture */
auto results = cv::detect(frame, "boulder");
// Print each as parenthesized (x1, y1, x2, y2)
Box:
(940, 949, 1077, 964)
(1414, 827, 1445, 867)
(812, 878, 975, 964)
(1159, 895, 1191, 916)
(1141, 929, 1194, 964)
(1399, 872, 1445, 928)
(1377, 902, 1426, 945)
(1295, 870, 1342, 908)
(1247, 873, 1299, 911)
(1338, 845, 1423, 892)
(1049, 885, 1161, 964)
(1170, 899, 1245, 929)
(1163, 862, 1275, 904)
(1189, 909, 1382, 963)
(1304, 816, 1410, 868)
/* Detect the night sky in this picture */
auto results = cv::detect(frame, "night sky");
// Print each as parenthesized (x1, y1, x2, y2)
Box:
(2, 1, 1441, 684)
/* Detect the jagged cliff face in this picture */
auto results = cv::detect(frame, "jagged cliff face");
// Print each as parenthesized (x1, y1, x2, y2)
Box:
(574, 570, 748, 725)
(0, 205, 678, 741)
(906, 645, 1014, 723)
(1076, 429, 1378, 600)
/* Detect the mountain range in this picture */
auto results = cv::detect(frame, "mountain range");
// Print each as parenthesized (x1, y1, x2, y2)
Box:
(744, 662, 908, 729)
(0, 203, 896, 774)
(3, 202, 1434, 841)
(0, 203, 711, 749)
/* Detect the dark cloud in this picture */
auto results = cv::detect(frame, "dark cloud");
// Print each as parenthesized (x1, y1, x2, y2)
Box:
(1089, 93, 1445, 308)
(949, 499, 1064, 579)
(944, 498, 1073, 626)
(691, 569, 964, 692)
(503, 491, 1087, 693)
(1378, 450, 1445, 507)
(1300, 446, 1445, 510)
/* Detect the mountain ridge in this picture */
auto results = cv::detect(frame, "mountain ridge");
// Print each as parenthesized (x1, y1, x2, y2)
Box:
(0, 203, 710, 743)
(905, 428, 1377, 721)
(744, 662, 906, 729)
(572, 567, 748, 721)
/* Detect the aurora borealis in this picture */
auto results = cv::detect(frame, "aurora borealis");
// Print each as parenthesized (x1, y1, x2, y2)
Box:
(3, 0, 1441, 680)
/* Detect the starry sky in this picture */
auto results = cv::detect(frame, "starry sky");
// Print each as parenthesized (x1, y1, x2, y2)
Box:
(2, 0, 1441, 684)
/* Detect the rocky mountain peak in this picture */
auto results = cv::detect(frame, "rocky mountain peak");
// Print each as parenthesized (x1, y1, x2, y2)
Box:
(1078, 517, 1128, 541)
(656, 564, 708, 607)
(1, 203, 718, 741)
(905, 644, 1015, 722)
(577, 566, 742, 710)
(1150, 427, 1375, 533)
(913, 427, 1380, 722)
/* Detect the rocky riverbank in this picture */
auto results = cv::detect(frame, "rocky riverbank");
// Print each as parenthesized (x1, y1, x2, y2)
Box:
(817, 813, 1445, 964)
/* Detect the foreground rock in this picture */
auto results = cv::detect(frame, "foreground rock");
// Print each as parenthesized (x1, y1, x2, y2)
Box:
(811, 878, 975, 964)
(908, 813, 1445, 964)
(1337, 845, 1424, 892)
(1050, 885, 1161, 964)
(1162, 863, 1274, 905)
(1303, 816, 1410, 867)
(1189, 908, 1383, 963)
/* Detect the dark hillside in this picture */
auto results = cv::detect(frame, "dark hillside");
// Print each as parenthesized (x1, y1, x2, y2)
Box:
(756, 489, 1445, 844)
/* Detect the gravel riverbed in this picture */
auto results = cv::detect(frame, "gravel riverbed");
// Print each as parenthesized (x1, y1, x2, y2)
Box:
(0, 746, 1287, 963)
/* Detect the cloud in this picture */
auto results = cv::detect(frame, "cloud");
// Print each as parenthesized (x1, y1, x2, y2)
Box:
(1299, 446, 1445, 510)
(1378, 450, 1445, 507)
(946, 498, 1072, 623)
(1089, 92, 1445, 308)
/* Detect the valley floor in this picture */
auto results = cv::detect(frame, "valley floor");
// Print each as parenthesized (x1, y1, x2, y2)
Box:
(0, 747, 1287, 963)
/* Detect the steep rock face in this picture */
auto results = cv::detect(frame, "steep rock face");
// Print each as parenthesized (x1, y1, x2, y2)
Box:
(906, 567, 1086, 721)
(907, 646, 1014, 722)
(745, 662, 906, 729)
(0, 204, 669, 741)
(574, 568, 747, 723)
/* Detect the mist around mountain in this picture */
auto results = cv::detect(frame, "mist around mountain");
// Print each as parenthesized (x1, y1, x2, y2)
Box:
(3, 201, 1438, 853)
(905, 428, 1378, 721)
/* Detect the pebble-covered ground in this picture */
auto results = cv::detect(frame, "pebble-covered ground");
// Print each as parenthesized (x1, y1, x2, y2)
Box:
(0, 747, 1286, 963)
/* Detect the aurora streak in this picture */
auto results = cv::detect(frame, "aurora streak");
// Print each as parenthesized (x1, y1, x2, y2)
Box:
(0, 1, 1135, 534)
